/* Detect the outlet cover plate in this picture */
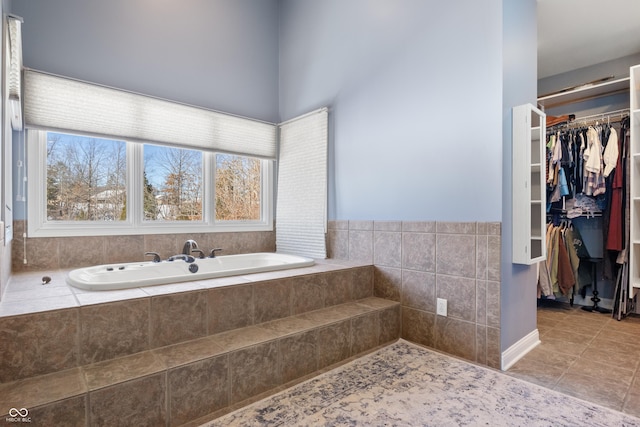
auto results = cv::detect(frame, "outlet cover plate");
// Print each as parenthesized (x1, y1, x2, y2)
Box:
(437, 298, 447, 316)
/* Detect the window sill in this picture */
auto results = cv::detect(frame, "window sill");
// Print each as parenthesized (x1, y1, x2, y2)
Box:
(26, 221, 274, 238)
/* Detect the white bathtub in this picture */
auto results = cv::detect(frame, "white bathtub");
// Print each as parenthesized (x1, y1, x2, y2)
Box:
(66, 252, 315, 291)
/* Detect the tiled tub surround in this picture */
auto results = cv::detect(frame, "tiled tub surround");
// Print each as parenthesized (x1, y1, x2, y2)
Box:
(327, 220, 502, 368)
(0, 261, 400, 426)
(10, 220, 276, 274)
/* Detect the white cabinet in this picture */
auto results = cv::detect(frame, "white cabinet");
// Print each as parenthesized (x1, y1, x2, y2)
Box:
(629, 65, 640, 295)
(512, 103, 546, 265)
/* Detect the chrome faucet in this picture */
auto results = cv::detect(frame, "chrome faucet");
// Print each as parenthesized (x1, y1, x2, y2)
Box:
(182, 239, 199, 255)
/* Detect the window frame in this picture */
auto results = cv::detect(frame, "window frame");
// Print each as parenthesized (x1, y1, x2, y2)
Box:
(27, 129, 274, 237)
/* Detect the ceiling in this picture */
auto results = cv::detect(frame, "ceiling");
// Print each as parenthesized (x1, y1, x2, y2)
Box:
(537, 0, 640, 79)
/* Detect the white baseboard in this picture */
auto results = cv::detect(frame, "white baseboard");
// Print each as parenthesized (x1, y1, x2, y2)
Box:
(501, 329, 540, 371)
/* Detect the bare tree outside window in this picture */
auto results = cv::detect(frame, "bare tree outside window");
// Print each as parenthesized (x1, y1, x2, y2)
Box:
(43, 132, 266, 226)
(46, 133, 126, 221)
(215, 154, 261, 221)
(144, 145, 203, 221)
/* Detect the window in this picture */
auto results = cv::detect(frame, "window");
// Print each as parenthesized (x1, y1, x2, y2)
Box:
(23, 70, 277, 237)
(143, 144, 203, 222)
(215, 154, 262, 221)
(27, 130, 273, 237)
(46, 133, 126, 222)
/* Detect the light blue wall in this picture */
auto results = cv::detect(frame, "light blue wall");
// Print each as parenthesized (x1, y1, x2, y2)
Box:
(501, 0, 538, 352)
(13, 0, 517, 224)
(11, 0, 280, 123)
(279, 0, 504, 221)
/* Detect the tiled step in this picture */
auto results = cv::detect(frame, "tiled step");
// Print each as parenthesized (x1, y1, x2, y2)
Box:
(0, 262, 374, 384)
(1, 297, 400, 427)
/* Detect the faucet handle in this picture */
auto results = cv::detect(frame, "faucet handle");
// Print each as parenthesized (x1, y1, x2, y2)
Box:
(145, 252, 161, 263)
(209, 248, 223, 258)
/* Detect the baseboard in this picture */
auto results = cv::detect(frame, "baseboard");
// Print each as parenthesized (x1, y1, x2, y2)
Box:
(501, 329, 540, 371)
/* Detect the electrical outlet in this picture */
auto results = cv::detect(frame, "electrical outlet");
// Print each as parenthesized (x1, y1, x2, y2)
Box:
(437, 298, 447, 316)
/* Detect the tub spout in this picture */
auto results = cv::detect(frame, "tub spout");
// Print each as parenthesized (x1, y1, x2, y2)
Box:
(167, 254, 196, 263)
(182, 239, 198, 255)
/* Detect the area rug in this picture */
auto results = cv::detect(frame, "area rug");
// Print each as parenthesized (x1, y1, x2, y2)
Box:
(205, 339, 640, 426)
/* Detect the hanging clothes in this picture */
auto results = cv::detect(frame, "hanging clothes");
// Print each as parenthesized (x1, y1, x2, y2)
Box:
(556, 231, 575, 295)
(542, 113, 629, 303)
(606, 123, 628, 251)
(564, 226, 581, 295)
(584, 126, 606, 197)
(546, 224, 559, 289)
(574, 130, 585, 195)
(540, 221, 581, 298)
(603, 127, 618, 178)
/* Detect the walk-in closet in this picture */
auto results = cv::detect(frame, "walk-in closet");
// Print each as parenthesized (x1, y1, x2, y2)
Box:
(536, 70, 636, 317)
(508, 63, 640, 413)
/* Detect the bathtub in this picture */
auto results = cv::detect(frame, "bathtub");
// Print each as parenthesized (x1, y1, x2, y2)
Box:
(66, 252, 315, 291)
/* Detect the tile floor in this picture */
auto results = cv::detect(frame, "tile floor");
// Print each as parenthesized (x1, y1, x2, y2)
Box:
(507, 300, 640, 418)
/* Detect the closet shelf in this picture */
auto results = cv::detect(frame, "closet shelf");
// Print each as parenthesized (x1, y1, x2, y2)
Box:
(538, 77, 630, 110)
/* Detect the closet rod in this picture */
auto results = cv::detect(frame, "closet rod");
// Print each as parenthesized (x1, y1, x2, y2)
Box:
(548, 108, 629, 130)
(547, 212, 603, 219)
(572, 108, 629, 123)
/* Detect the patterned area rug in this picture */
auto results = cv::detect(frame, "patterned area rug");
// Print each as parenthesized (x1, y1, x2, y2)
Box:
(205, 339, 640, 426)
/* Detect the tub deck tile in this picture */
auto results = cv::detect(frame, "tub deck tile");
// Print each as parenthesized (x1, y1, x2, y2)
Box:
(260, 315, 321, 337)
(212, 325, 281, 353)
(154, 336, 225, 369)
(2, 284, 74, 302)
(0, 294, 78, 317)
(0, 367, 86, 411)
(198, 275, 252, 290)
(140, 280, 207, 296)
(299, 306, 353, 326)
(329, 301, 377, 319)
(3, 269, 68, 292)
(83, 351, 165, 391)
(298, 301, 372, 326)
(72, 288, 148, 306)
(355, 296, 400, 311)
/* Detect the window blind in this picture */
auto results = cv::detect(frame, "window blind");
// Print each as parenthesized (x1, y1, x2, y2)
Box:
(23, 70, 277, 158)
(276, 108, 328, 259)
(7, 15, 23, 130)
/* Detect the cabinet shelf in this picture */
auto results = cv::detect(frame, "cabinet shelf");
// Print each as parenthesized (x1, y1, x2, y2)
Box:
(538, 77, 630, 109)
